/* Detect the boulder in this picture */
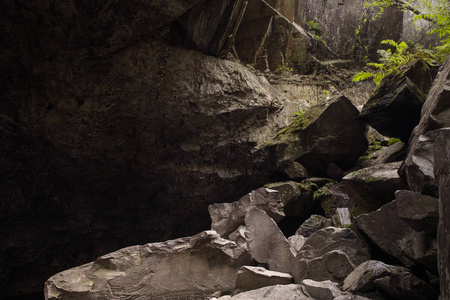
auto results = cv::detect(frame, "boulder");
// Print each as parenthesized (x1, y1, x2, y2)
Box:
(209, 188, 284, 238)
(44, 231, 251, 300)
(401, 131, 438, 196)
(374, 270, 438, 300)
(357, 140, 406, 168)
(356, 200, 437, 270)
(395, 190, 439, 235)
(294, 227, 370, 283)
(295, 215, 332, 237)
(401, 57, 450, 196)
(301, 279, 342, 300)
(288, 234, 307, 252)
(255, 95, 368, 176)
(360, 74, 426, 142)
(343, 162, 405, 213)
(244, 207, 296, 274)
(217, 284, 313, 299)
(235, 266, 293, 293)
(295, 250, 358, 284)
(228, 225, 248, 249)
(343, 260, 407, 292)
(433, 127, 450, 299)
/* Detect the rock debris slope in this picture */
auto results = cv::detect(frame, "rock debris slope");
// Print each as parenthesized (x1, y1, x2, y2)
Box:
(1, 0, 448, 299)
(46, 57, 450, 299)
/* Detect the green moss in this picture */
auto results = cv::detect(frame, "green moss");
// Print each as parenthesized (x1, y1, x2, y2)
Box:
(387, 137, 401, 146)
(352, 203, 370, 217)
(313, 185, 331, 202)
(297, 181, 318, 192)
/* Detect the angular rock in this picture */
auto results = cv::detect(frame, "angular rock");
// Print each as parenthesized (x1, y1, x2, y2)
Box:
(228, 225, 248, 249)
(343, 162, 405, 213)
(255, 95, 368, 176)
(235, 266, 293, 293)
(283, 162, 310, 181)
(245, 207, 296, 274)
(301, 279, 342, 300)
(343, 260, 406, 292)
(294, 227, 370, 283)
(360, 74, 426, 142)
(374, 270, 438, 300)
(219, 284, 313, 299)
(317, 183, 355, 217)
(333, 207, 352, 228)
(401, 57, 450, 196)
(326, 163, 345, 181)
(433, 127, 450, 299)
(395, 190, 439, 235)
(401, 131, 438, 196)
(356, 200, 437, 270)
(296, 250, 359, 284)
(357, 140, 406, 168)
(209, 188, 284, 237)
(295, 215, 332, 237)
(264, 181, 315, 218)
(44, 231, 251, 300)
(288, 234, 307, 252)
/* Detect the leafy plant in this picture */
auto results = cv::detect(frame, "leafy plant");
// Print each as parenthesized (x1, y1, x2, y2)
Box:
(293, 107, 304, 117)
(352, 39, 436, 85)
(279, 62, 293, 72)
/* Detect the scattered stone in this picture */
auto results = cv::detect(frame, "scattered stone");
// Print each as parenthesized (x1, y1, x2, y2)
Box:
(374, 270, 438, 300)
(333, 207, 352, 228)
(209, 188, 284, 237)
(235, 266, 293, 293)
(218, 284, 313, 299)
(433, 127, 450, 299)
(245, 207, 296, 274)
(44, 231, 251, 300)
(284, 162, 310, 181)
(343, 162, 405, 213)
(295, 215, 332, 237)
(397, 231, 438, 273)
(301, 279, 342, 300)
(228, 225, 248, 249)
(395, 190, 439, 235)
(360, 73, 426, 142)
(343, 260, 406, 292)
(288, 234, 307, 252)
(357, 140, 406, 169)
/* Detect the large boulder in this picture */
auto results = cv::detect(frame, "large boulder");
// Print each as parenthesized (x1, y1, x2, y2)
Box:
(209, 188, 284, 238)
(400, 57, 450, 196)
(342, 162, 405, 213)
(433, 127, 450, 299)
(255, 95, 368, 176)
(360, 73, 427, 142)
(293, 227, 370, 283)
(295, 215, 332, 237)
(244, 208, 296, 274)
(395, 190, 439, 235)
(44, 231, 251, 299)
(356, 200, 437, 271)
(301, 279, 343, 300)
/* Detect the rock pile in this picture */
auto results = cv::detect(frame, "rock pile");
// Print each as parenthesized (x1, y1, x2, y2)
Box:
(45, 58, 450, 299)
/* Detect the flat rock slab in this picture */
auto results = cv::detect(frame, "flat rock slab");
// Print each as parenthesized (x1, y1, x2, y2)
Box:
(244, 207, 295, 274)
(235, 266, 293, 293)
(301, 279, 342, 300)
(45, 231, 251, 300)
(209, 188, 284, 238)
(218, 284, 313, 300)
(343, 161, 405, 213)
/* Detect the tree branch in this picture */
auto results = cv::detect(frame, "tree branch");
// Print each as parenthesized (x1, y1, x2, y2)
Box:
(392, 0, 438, 24)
